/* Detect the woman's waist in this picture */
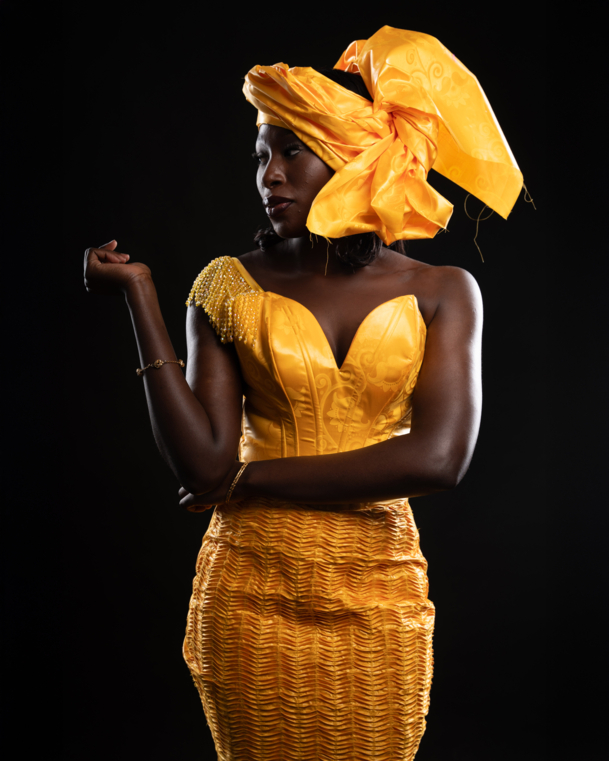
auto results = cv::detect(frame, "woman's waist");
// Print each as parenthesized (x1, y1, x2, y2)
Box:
(227, 494, 411, 514)
(239, 413, 404, 461)
(203, 497, 424, 564)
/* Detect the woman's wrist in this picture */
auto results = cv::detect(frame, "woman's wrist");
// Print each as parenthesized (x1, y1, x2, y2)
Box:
(232, 460, 257, 502)
(123, 273, 156, 302)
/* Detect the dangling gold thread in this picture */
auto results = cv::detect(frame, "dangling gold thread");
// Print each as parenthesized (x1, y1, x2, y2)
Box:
(464, 194, 494, 263)
(325, 239, 330, 276)
(523, 183, 537, 210)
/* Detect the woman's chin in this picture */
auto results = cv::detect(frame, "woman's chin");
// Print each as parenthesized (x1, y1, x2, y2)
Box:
(270, 222, 309, 240)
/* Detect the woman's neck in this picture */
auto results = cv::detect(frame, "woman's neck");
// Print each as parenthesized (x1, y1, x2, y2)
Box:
(270, 234, 353, 278)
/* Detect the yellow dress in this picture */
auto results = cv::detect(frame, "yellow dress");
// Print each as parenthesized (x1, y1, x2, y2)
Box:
(183, 256, 434, 761)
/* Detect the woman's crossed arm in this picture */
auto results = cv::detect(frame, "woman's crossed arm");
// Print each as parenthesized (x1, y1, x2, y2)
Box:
(181, 264, 483, 508)
(85, 242, 481, 508)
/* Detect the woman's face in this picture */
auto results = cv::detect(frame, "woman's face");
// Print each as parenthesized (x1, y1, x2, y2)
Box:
(254, 124, 334, 239)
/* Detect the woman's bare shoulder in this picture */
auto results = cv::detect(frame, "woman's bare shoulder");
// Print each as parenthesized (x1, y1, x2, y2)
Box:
(418, 264, 482, 330)
(236, 249, 265, 265)
(416, 262, 479, 298)
(392, 249, 477, 294)
(234, 249, 270, 280)
(384, 250, 482, 324)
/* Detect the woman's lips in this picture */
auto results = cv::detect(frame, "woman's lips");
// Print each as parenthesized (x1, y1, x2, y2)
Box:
(265, 197, 294, 218)
(266, 201, 293, 217)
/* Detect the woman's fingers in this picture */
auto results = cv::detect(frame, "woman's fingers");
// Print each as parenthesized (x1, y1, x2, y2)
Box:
(83, 240, 146, 294)
(178, 464, 243, 512)
(98, 241, 129, 263)
(179, 489, 215, 512)
(179, 490, 200, 507)
(93, 243, 129, 264)
(99, 250, 130, 263)
(83, 245, 128, 275)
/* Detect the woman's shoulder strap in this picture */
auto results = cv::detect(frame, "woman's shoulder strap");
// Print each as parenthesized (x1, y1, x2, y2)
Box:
(185, 256, 260, 345)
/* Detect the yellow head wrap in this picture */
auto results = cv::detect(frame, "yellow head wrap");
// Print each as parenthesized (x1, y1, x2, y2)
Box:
(243, 26, 523, 244)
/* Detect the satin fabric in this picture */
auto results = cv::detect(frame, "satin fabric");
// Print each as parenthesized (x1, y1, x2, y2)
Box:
(184, 257, 434, 760)
(243, 25, 522, 244)
(231, 260, 426, 459)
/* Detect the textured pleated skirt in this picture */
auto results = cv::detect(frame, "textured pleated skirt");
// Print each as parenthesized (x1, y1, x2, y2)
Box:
(183, 498, 435, 761)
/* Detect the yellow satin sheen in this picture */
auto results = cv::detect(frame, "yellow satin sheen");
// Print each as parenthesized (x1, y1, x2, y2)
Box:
(231, 258, 426, 460)
(184, 257, 434, 760)
(243, 25, 522, 244)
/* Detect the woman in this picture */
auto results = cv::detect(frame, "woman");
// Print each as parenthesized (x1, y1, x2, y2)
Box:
(83, 27, 522, 761)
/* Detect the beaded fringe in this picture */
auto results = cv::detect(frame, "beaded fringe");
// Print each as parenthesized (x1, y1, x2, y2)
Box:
(186, 256, 260, 346)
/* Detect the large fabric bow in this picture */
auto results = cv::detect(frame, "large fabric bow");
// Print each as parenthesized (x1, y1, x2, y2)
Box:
(243, 26, 523, 243)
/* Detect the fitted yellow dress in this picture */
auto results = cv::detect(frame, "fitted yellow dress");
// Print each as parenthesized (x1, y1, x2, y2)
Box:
(183, 256, 434, 761)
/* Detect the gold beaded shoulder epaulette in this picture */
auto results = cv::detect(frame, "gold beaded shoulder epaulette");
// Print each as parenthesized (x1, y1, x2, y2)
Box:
(185, 256, 260, 346)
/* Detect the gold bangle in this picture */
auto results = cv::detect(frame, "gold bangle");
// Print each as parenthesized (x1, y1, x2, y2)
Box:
(136, 359, 185, 376)
(225, 463, 248, 504)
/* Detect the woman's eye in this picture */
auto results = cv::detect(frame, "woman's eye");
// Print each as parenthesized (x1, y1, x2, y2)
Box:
(251, 145, 302, 165)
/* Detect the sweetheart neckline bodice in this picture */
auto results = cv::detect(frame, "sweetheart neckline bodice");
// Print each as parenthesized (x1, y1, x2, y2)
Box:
(232, 257, 426, 371)
(185, 255, 427, 459)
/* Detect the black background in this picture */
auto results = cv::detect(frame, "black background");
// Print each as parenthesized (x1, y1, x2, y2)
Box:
(3, 1, 562, 759)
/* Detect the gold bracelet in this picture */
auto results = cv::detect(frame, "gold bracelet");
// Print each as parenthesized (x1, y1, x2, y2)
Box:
(225, 463, 248, 504)
(136, 359, 185, 376)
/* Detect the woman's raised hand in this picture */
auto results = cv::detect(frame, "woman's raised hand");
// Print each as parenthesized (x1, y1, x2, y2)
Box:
(83, 240, 152, 294)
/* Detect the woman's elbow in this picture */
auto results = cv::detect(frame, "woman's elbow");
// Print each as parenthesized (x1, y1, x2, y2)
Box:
(427, 450, 471, 493)
(431, 470, 461, 493)
(177, 455, 235, 495)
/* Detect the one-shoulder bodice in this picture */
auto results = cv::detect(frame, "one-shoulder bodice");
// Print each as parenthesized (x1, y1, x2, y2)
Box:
(186, 256, 427, 462)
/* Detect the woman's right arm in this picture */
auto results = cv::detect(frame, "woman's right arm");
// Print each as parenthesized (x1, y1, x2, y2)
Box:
(84, 241, 243, 494)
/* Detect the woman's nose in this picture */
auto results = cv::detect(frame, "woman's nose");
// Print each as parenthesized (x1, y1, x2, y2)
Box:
(261, 155, 285, 189)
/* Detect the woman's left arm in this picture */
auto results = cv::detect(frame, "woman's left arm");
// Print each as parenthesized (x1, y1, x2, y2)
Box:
(182, 266, 482, 508)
